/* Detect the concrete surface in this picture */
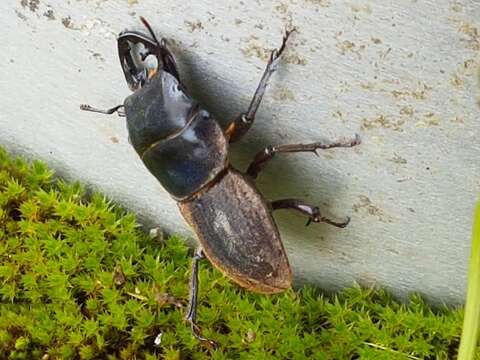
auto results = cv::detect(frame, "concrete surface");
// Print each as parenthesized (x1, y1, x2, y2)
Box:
(1, 0, 479, 305)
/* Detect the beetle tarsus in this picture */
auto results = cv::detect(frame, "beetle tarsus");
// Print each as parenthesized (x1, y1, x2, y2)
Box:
(246, 134, 361, 179)
(270, 27, 296, 64)
(227, 28, 295, 143)
(190, 323, 219, 349)
(185, 248, 218, 348)
(80, 104, 125, 117)
(272, 199, 350, 228)
(327, 216, 351, 228)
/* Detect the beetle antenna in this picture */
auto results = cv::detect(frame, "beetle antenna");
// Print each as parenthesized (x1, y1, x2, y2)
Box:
(139, 17, 161, 46)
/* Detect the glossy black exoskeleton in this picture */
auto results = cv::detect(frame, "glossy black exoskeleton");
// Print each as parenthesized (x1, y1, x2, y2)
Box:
(81, 17, 360, 347)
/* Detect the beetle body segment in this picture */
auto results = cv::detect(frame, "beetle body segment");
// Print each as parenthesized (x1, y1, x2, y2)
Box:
(124, 71, 197, 154)
(178, 168, 292, 294)
(124, 71, 228, 200)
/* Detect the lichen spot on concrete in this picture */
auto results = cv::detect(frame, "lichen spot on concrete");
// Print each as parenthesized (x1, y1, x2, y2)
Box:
(20, 0, 39, 12)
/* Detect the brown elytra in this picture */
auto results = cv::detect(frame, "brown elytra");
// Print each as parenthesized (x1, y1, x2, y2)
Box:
(178, 168, 292, 294)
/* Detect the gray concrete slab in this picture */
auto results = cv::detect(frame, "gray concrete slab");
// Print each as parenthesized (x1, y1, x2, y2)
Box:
(1, 0, 479, 304)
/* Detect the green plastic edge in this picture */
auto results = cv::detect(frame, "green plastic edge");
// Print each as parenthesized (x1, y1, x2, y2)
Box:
(458, 200, 480, 359)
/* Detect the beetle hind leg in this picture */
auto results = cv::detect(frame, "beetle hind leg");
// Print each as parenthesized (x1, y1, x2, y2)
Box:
(226, 28, 296, 143)
(185, 248, 218, 348)
(272, 199, 350, 228)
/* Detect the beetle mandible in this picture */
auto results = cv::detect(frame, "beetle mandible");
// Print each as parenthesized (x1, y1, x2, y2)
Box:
(81, 17, 361, 347)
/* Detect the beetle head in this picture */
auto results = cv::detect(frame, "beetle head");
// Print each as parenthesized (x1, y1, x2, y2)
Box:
(118, 17, 179, 92)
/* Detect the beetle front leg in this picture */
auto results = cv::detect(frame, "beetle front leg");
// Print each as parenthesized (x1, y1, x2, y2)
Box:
(80, 104, 126, 117)
(272, 199, 350, 228)
(226, 29, 295, 143)
(185, 248, 218, 348)
(247, 134, 360, 179)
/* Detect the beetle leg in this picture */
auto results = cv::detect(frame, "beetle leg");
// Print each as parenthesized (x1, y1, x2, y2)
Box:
(79, 104, 126, 117)
(226, 28, 296, 143)
(246, 134, 360, 179)
(272, 199, 350, 228)
(185, 248, 218, 348)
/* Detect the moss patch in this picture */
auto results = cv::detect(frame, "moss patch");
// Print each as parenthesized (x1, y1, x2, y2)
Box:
(0, 147, 473, 359)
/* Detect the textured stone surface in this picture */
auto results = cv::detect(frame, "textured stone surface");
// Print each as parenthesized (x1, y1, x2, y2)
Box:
(1, 0, 479, 304)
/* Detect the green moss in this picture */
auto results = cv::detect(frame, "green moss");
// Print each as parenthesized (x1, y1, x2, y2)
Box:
(0, 147, 475, 359)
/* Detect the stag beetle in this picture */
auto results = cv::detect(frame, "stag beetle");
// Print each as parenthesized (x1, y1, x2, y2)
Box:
(81, 17, 360, 347)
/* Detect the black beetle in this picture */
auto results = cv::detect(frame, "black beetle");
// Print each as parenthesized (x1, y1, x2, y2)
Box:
(81, 17, 360, 346)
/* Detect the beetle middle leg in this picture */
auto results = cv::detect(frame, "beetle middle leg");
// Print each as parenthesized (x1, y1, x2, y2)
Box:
(185, 248, 218, 348)
(226, 28, 295, 143)
(271, 199, 350, 227)
(246, 134, 360, 179)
